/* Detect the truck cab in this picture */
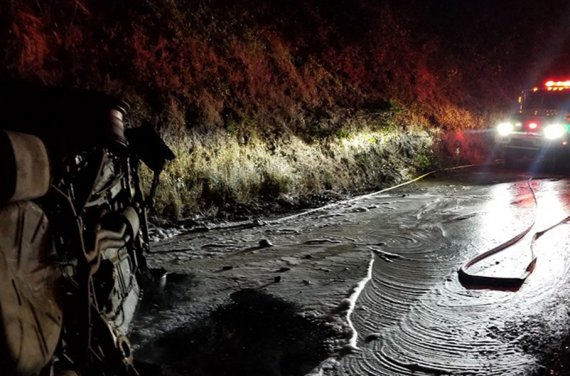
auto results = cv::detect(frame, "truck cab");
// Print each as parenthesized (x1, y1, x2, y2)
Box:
(495, 80, 570, 166)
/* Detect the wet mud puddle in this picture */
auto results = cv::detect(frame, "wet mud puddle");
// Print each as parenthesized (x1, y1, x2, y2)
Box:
(131, 170, 570, 376)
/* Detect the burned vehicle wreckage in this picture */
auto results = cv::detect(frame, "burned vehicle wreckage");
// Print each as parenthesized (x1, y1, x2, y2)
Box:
(0, 86, 174, 376)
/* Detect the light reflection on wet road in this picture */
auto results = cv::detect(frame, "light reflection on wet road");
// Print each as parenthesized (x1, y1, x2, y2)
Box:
(329, 170, 570, 376)
(137, 167, 570, 375)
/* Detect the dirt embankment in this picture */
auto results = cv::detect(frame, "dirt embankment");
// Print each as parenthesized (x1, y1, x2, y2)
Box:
(1, 0, 566, 218)
(149, 124, 492, 221)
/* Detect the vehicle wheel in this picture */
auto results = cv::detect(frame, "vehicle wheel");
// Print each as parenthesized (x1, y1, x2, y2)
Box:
(0, 202, 63, 375)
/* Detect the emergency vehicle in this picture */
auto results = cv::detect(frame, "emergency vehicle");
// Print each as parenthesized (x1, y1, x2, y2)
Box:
(495, 80, 570, 166)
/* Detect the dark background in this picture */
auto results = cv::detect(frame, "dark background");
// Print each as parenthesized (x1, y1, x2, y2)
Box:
(1, 0, 569, 131)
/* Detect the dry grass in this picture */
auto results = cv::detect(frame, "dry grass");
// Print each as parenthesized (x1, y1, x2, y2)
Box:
(0, 0, 515, 218)
(150, 116, 437, 219)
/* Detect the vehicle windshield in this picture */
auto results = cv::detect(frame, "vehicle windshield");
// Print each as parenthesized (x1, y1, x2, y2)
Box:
(523, 90, 570, 111)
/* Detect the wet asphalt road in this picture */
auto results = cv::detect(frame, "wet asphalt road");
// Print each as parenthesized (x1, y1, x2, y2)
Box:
(134, 165, 570, 376)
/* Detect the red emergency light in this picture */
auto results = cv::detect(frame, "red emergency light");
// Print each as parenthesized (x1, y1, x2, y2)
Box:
(524, 120, 540, 132)
(545, 80, 570, 91)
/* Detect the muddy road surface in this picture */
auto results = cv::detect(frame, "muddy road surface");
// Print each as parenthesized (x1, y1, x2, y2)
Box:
(131, 166, 570, 376)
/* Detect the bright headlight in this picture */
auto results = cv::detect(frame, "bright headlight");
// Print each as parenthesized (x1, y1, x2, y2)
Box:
(496, 122, 514, 136)
(544, 123, 565, 140)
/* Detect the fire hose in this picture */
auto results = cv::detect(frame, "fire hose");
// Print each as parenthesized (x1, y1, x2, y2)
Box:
(173, 163, 568, 289)
(347, 167, 570, 289)
(458, 177, 570, 288)
(273, 164, 554, 288)
(280, 165, 570, 289)
(457, 177, 537, 288)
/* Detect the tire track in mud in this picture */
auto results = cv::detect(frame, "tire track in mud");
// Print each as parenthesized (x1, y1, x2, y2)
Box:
(327, 179, 570, 376)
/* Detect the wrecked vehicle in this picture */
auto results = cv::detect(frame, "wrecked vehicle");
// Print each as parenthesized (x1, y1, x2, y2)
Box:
(495, 79, 570, 166)
(0, 86, 174, 376)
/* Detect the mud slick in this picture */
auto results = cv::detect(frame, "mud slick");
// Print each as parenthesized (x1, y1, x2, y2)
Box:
(132, 168, 570, 376)
(135, 279, 336, 376)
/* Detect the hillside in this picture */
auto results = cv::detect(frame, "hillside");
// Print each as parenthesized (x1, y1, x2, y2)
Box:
(1, 0, 569, 218)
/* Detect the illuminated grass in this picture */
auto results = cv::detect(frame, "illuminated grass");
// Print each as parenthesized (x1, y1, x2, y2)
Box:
(149, 125, 436, 218)
(0, 0, 494, 220)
